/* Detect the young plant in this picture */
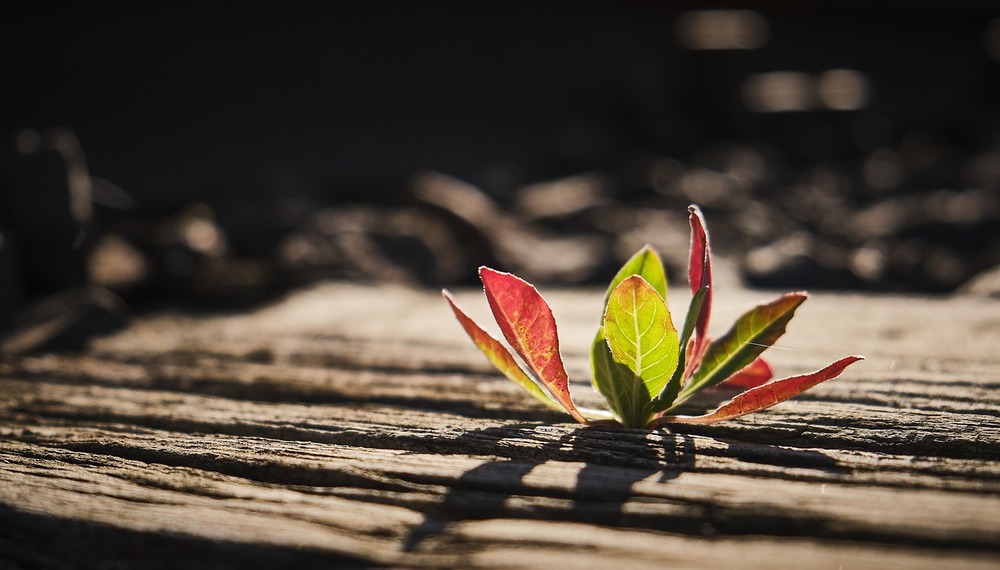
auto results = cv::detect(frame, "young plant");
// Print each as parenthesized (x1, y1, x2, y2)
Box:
(443, 205, 863, 429)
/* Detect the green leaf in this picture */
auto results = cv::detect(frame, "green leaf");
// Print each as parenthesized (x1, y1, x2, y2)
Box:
(680, 292, 807, 400)
(604, 246, 668, 310)
(649, 285, 707, 413)
(590, 327, 650, 428)
(443, 290, 567, 414)
(592, 245, 669, 425)
(654, 355, 864, 426)
(603, 275, 680, 401)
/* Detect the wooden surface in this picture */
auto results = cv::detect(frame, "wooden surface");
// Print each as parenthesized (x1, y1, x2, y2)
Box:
(1, 282, 998, 569)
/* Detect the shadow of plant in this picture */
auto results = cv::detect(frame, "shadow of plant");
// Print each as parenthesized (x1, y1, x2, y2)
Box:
(403, 423, 695, 552)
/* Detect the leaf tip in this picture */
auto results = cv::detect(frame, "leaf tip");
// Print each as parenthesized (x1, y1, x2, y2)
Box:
(621, 273, 644, 285)
(783, 291, 809, 306)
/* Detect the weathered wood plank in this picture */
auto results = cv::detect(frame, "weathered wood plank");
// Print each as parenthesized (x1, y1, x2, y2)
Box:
(1, 282, 998, 568)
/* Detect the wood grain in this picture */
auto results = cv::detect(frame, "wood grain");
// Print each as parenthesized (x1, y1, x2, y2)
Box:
(1, 282, 998, 569)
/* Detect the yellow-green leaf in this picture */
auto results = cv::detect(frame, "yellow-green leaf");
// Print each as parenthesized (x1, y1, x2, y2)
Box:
(649, 285, 708, 413)
(603, 275, 680, 400)
(603, 245, 668, 311)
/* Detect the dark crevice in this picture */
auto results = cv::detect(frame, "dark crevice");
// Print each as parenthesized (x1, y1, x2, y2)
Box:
(8, 407, 996, 492)
(7, 424, 999, 554)
(0, 505, 377, 570)
(666, 423, 1000, 462)
(54, 441, 419, 493)
(6, 368, 564, 421)
(90, 347, 482, 377)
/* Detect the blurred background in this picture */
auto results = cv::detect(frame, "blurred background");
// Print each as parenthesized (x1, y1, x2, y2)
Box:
(2, 2, 1000, 349)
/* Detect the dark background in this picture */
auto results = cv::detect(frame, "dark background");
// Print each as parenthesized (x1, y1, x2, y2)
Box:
(2, 2, 1000, 320)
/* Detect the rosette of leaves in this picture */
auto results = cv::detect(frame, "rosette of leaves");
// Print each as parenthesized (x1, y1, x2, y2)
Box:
(443, 205, 863, 429)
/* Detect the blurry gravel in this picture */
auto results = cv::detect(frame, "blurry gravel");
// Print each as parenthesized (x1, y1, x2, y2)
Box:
(2, 125, 1000, 353)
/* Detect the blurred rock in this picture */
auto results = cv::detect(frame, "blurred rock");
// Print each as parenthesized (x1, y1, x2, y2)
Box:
(848, 242, 888, 284)
(411, 170, 507, 272)
(278, 205, 464, 287)
(848, 199, 914, 240)
(412, 171, 611, 284)
(0, 128, 93, 297)
(4, 117, 999, 306)
(957, 264, 1000, 299)
(94, 205, 277, 306)
(191, 258, 274, 306)
(741, 232, 862, 290)
(0, 131, 137, 353)
(512, 172, 611, 221)
(594, 206, 689, 278)
(743, 232, 821, 289)
(0, 286, 128, 354)
(87, 234, 150, 293)
(845, 188, 997, 242)
(500, 229, 609, 284)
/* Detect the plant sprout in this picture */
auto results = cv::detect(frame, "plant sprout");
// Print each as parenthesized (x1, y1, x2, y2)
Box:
(443, 205, 863, 429)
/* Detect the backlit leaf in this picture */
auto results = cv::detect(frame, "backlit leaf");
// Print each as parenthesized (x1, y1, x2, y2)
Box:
(649, 285, 707, 413)
(604, 275, 680, 400)
(604, 245, 668, 309)
(590, 327, 651, 428)
(443, 290, 566, 414)
(479, 267, 587, 423)
(655, 356, 864, 425)
(719, 357, 773, 389)
(593, 246, 669, 425)
(681, 292, 807, 400)
(687, 205, 713, 369)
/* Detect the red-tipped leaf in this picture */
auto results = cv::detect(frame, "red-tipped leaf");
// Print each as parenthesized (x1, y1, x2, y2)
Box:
(443, 290, 569, 416)
(682, 292, 807, 397)
(657, 355, 864, 425)
(719, 357, 773, 389)
(479, 267, 586, 423)
(687, 205, 713, 370)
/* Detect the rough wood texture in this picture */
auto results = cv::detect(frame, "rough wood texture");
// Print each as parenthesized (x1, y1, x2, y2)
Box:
(1, 282, 998, 569)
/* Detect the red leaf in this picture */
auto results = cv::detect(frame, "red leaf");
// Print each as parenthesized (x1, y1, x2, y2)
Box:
(719, 357, 773, 389)
(687, 205, 713, 370)
(443, 290, 570, 416)
(479, 267, 586, 423)
(658, 355, 864, 425)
